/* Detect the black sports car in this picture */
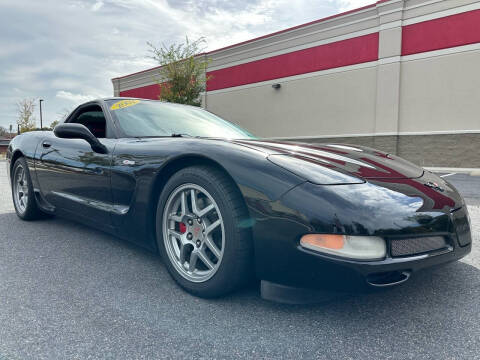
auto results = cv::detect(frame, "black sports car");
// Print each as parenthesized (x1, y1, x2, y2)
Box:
(7, 98, 472, 300)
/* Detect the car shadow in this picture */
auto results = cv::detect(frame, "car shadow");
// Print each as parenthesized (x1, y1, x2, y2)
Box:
(1, 210, 478, 358)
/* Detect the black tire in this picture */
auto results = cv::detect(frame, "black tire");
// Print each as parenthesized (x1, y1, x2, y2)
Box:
(156, 165, 253, 298)
(11, 157, 44, 220)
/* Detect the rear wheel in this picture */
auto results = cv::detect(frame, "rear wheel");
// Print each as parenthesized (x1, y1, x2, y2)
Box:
(156, 165, 253, 298)
(11, 157, 44, 220)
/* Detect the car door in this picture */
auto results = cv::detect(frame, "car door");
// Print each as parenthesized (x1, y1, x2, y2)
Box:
(36, 101, 117, 230)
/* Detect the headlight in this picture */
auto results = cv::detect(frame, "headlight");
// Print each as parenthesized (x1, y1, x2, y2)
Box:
(267, 154, 364, 185)
(300, 234, 386, 260)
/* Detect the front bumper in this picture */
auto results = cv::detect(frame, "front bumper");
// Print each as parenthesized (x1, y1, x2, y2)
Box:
(298, 230, 470, 291)
(261, 234, 471, 293)
(251, 180, 472, 293)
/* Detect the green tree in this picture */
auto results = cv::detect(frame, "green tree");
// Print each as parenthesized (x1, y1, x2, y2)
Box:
(16, 98, 37, 133)
(0, 126, 7, 137)
(49, 120, 59, 130)
(147, 37, 210, 106)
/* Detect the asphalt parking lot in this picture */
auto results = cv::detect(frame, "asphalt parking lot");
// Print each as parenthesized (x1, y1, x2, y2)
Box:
(0, 162, 479, 359)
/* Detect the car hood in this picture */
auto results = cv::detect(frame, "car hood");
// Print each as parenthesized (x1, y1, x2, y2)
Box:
(230, 139, 424, 180)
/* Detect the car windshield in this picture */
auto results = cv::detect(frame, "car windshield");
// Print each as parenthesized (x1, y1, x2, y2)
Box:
(106, 99, 256, 139)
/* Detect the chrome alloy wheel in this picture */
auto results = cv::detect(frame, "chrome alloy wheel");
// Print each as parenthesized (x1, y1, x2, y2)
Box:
(162, 183, 225, 283)
(13, 164, 29, 214)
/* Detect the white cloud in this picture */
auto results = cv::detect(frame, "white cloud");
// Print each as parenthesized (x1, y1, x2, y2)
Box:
(331, 0, 374, 12)
(56, 90, 105, 104)
(91, 1, 104, 11)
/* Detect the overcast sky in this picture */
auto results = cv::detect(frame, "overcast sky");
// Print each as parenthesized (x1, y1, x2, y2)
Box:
(0, 0, 372, 130)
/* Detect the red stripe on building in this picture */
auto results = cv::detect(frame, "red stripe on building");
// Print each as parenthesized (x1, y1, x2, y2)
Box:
(206, 33, 379, 91)
(402, 9, 480, 56)
(119, 83, 161, 99)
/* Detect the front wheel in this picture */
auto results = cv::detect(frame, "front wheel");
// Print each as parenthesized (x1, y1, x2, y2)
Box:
(156, 166, 253, 298)
(11, 157, 44, 220)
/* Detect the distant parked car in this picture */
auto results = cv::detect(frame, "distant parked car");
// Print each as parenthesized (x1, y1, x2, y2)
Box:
(6, 98, 472, 300)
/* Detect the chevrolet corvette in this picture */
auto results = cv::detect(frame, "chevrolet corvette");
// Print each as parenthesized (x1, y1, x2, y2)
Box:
(6, 98, 472, 299)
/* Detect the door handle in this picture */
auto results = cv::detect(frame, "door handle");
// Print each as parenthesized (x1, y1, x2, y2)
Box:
(42, 141, 51, 148)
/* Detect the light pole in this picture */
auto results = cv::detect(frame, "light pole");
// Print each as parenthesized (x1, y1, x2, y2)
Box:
(39, 99, 44, 129)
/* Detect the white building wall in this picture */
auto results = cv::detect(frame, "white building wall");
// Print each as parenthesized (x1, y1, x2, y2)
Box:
(399, 48, 480, 133)
(206, 67, 378, 138)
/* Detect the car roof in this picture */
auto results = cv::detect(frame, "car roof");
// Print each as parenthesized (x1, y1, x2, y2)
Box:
(92, 98, 206, 110)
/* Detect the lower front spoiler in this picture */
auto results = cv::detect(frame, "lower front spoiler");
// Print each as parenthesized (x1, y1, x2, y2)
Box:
(261, 271, 411, 304)
(260, 242, 471, 303)
(260, 280, 351, 304)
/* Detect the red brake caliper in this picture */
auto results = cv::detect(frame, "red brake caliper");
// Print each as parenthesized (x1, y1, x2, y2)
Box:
(179, 222, 187, 234)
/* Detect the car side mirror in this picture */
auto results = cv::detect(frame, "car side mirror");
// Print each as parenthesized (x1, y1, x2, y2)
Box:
(54, 123, 108, 154)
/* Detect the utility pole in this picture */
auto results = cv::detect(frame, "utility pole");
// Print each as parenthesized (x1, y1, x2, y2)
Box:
(39, 99, 44, 129)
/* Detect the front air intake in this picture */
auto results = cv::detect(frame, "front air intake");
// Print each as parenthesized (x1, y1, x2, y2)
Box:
(390, 236, 448, 257)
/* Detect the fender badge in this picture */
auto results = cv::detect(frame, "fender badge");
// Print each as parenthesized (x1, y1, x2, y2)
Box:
(122, 160, 135, 166)
(424, 181, 444, 192)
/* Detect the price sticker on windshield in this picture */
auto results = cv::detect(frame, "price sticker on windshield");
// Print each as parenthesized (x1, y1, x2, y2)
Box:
(110, 99, 140, 110)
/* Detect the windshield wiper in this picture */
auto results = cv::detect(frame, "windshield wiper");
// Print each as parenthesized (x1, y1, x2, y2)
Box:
(133, 133, 202, 139)
(134, 134, 193, 139)
(170, 133, 192, 137)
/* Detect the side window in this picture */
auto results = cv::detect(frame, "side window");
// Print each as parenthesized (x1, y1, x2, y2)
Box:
(69, 105, 106, 138)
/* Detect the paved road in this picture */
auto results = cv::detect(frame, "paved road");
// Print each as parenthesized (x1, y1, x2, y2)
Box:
(0, 162, 479, 359)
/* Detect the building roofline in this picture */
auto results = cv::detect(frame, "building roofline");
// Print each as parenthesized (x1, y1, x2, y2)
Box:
(111, 0, 391, 81)
(205, 2, 379, 55)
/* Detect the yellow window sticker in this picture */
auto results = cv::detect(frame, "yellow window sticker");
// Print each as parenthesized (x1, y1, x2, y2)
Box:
(110, 99, 140, 110)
